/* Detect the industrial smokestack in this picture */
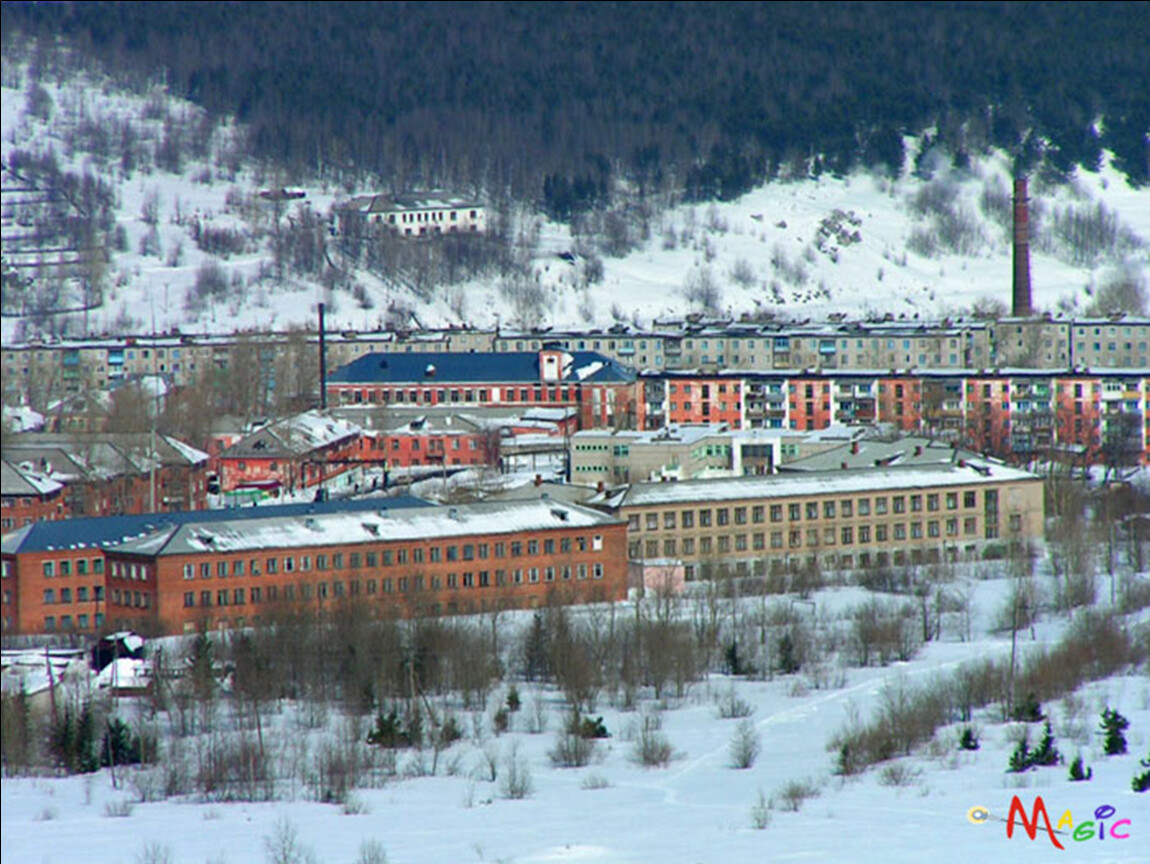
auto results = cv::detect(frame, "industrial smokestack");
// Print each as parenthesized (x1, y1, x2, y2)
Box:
(1012, 178, 1033, 317)
(318, 302, 327, 410)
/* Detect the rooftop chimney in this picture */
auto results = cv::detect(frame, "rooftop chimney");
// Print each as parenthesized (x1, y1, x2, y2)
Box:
(1012, 178, 1033, 317)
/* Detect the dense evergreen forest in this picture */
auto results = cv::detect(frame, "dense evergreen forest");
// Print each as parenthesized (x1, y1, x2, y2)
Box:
(4, 1, 1148, 212)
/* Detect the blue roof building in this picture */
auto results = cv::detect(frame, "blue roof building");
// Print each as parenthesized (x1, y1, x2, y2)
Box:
(326, 349, 637, 429)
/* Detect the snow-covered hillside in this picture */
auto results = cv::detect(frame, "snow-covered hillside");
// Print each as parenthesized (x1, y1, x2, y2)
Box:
(2, 574, 1147, 864)
(2, 61, 1148, 344)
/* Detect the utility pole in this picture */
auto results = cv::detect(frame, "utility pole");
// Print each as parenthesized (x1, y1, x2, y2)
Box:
(318, 302, 327, 411)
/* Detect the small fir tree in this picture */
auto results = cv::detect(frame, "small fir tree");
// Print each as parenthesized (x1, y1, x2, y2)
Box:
(1012, 692, 1044, 722)
(1100, 708, 1129, 756)
(100, 717, 145, 767)
(1068, 754, 1092, 782)
(1133, 754, 1149, 793)
(959, 727, 980, 751)
(1030, 721, 1062, 767)
(506, 685, 522, 713)
(1008, 734, 1032, 773)
(777, 632, 800, 675)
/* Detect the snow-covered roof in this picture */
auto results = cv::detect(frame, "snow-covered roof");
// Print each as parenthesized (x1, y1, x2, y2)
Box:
(335, 192, 483, 214)
(781, 436, 986, 472)
(1, 495, 431, 555)
(328, 351, 635, 386)
(612, 463, 1039, 509)
(221, 410, 361, 458)
(2, 403, 44, 433)
(574, 424, 730, 447)
(110, 499, 620, 558)
(1, 460, 65, 497)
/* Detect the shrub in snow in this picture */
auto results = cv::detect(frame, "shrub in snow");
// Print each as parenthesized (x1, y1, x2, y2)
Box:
(355, 839, 388, 864)
(633, 713, 674, 768)
(776, 777, 820, 812)
(749, 788, 773, 830)
(549, 731, 596, 768)
(729, 719, 761, 770)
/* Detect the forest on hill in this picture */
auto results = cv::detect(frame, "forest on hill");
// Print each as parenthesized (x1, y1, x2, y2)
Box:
(4, 1, 1148, 213)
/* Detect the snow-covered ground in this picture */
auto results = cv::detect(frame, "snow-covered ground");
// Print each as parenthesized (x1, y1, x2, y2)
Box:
(2, 62, 1147, 344)
(3, 573, 1148, 864)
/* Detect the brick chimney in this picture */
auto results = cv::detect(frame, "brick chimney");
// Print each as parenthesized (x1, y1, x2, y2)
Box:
(1012, 178, 1033, 317)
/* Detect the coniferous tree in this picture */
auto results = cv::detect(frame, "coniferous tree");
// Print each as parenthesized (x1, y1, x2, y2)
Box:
(1068, 754, 1092, 782)
(1008, 734, 1032, 774)
(959, 726, 980, 751)
(1133, 753, 1149, 793)
(1030, 721, 1062, 767)
(777, 632, 800, 675)
(1100, 708, 1129, 756)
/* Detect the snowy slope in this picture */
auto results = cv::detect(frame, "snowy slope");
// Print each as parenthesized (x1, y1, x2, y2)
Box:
(2, 63, 1147, 346)
(1, 580, 1147, 864)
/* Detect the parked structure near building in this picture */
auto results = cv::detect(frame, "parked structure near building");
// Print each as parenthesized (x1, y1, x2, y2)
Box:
(599, 461, 1043, 579)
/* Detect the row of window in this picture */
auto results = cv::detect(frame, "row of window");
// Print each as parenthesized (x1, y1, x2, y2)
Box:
(629, 493, 982, 534)
(42, 612, 104, 632)
(182, 563, 606, 608)
(629, 515, 1006, 558)
(41, 585, 104, 605)
(38, 558, 105, 578)
(344, 386, 581, 405)
(111, 588, 150, 608)
(178, 535, 605, 580)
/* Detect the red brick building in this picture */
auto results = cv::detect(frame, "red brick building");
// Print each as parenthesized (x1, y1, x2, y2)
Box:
(4, 433, 211, 517)
(100, 500, 628, 635)
(216, 410, 361, 494)
(788, 377, 834, 431)
(653, 376, 744, 429)
(3, 497, 624, 637)
(2, 461, 69, 531)
(326, 349, 637, 430)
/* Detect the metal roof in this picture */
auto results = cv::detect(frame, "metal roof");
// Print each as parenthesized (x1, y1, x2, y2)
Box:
(108, 499, 621, 558)
(1, 495, 432, 555)
(327, 351, 635, 386)
(609, 462, 1039, 509)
